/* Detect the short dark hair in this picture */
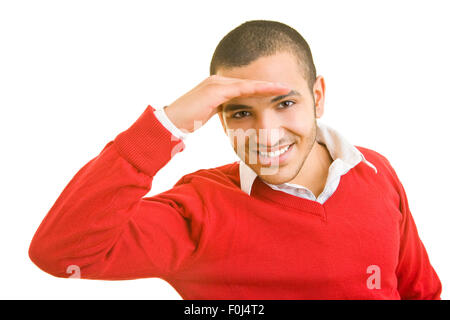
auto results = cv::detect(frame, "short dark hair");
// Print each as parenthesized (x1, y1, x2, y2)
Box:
(209, 20, 317, 91)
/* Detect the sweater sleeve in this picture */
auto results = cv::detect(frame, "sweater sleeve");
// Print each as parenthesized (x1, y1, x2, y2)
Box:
(28, 105, 208, 280)
(386, 161, 442, 299)
(153, 106, 190, 141)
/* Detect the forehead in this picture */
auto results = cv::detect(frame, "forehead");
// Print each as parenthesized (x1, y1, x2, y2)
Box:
(216, 52, 307, 105)
(216, 51, 306, 83)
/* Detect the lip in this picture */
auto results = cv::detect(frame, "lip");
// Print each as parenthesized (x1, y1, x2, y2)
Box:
(253, 143, 295, 166)
(251, 143, 294, 153)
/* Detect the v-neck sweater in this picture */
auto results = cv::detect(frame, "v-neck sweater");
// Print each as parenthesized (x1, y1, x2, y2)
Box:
(28, 104, 442, 299)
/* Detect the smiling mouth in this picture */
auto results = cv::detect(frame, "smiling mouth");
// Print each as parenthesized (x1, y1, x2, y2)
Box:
(250, 142, 296, 158)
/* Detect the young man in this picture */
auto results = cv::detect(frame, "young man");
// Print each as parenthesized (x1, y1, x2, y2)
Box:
(29, 20, 441, 299)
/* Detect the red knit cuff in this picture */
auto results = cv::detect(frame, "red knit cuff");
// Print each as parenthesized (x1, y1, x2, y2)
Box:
(113, 105, 186, 176)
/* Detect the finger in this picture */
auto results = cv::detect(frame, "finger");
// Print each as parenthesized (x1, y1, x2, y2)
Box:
(214, 75, 289, 89)
(225, 81, 291, 100)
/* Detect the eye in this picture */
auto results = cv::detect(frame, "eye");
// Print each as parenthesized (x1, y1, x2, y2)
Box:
(230, 101, 295, 119)
(231, 111, 251, 119)
(278, 100, 295, 109)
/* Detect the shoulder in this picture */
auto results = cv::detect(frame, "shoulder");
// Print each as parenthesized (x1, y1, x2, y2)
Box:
(356, 146, 395, 172)
(355, 145, 403, 191)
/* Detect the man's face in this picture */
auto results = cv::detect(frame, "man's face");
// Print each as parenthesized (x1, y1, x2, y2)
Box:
(217, 51, 322, 185)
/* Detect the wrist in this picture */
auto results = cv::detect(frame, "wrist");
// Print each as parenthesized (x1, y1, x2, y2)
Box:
(114, 105, 186, 176)
(164, 104, 193, 133)
(155, 106, 190, 140)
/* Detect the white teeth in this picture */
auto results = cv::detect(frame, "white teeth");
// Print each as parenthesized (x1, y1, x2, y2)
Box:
(258, 144, 291, 158)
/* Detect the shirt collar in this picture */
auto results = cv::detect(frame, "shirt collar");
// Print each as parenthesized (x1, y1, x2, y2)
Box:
(239, 120, 378, 195)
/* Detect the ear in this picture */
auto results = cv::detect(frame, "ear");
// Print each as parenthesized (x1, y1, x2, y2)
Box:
(313, 75, 326, 118)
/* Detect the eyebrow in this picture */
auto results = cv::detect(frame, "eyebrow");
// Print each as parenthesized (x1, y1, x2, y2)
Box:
(222, 90, 301, 113)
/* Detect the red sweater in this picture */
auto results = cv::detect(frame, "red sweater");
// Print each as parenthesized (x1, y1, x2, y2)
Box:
(28, 105, 442, 300)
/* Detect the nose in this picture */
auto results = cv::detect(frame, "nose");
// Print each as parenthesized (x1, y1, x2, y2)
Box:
(252, 111, 284, 148)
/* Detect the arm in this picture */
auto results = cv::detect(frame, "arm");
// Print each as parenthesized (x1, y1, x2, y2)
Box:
(28, 105, 206, 280)
(29, 76, 291, 280)
(387, 161, 442, 299)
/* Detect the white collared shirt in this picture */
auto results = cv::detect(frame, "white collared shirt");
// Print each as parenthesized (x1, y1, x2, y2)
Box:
(154, 107, 377, 204)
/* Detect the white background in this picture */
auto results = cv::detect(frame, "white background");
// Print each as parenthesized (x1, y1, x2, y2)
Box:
(1, 0, 449, 299)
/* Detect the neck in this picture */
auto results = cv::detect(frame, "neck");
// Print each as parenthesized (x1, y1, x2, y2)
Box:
(288, 140, 334, 198)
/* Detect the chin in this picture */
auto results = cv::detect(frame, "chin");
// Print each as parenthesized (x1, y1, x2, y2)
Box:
(258, 168, 298, 185)
(250, 161, 302, 185)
